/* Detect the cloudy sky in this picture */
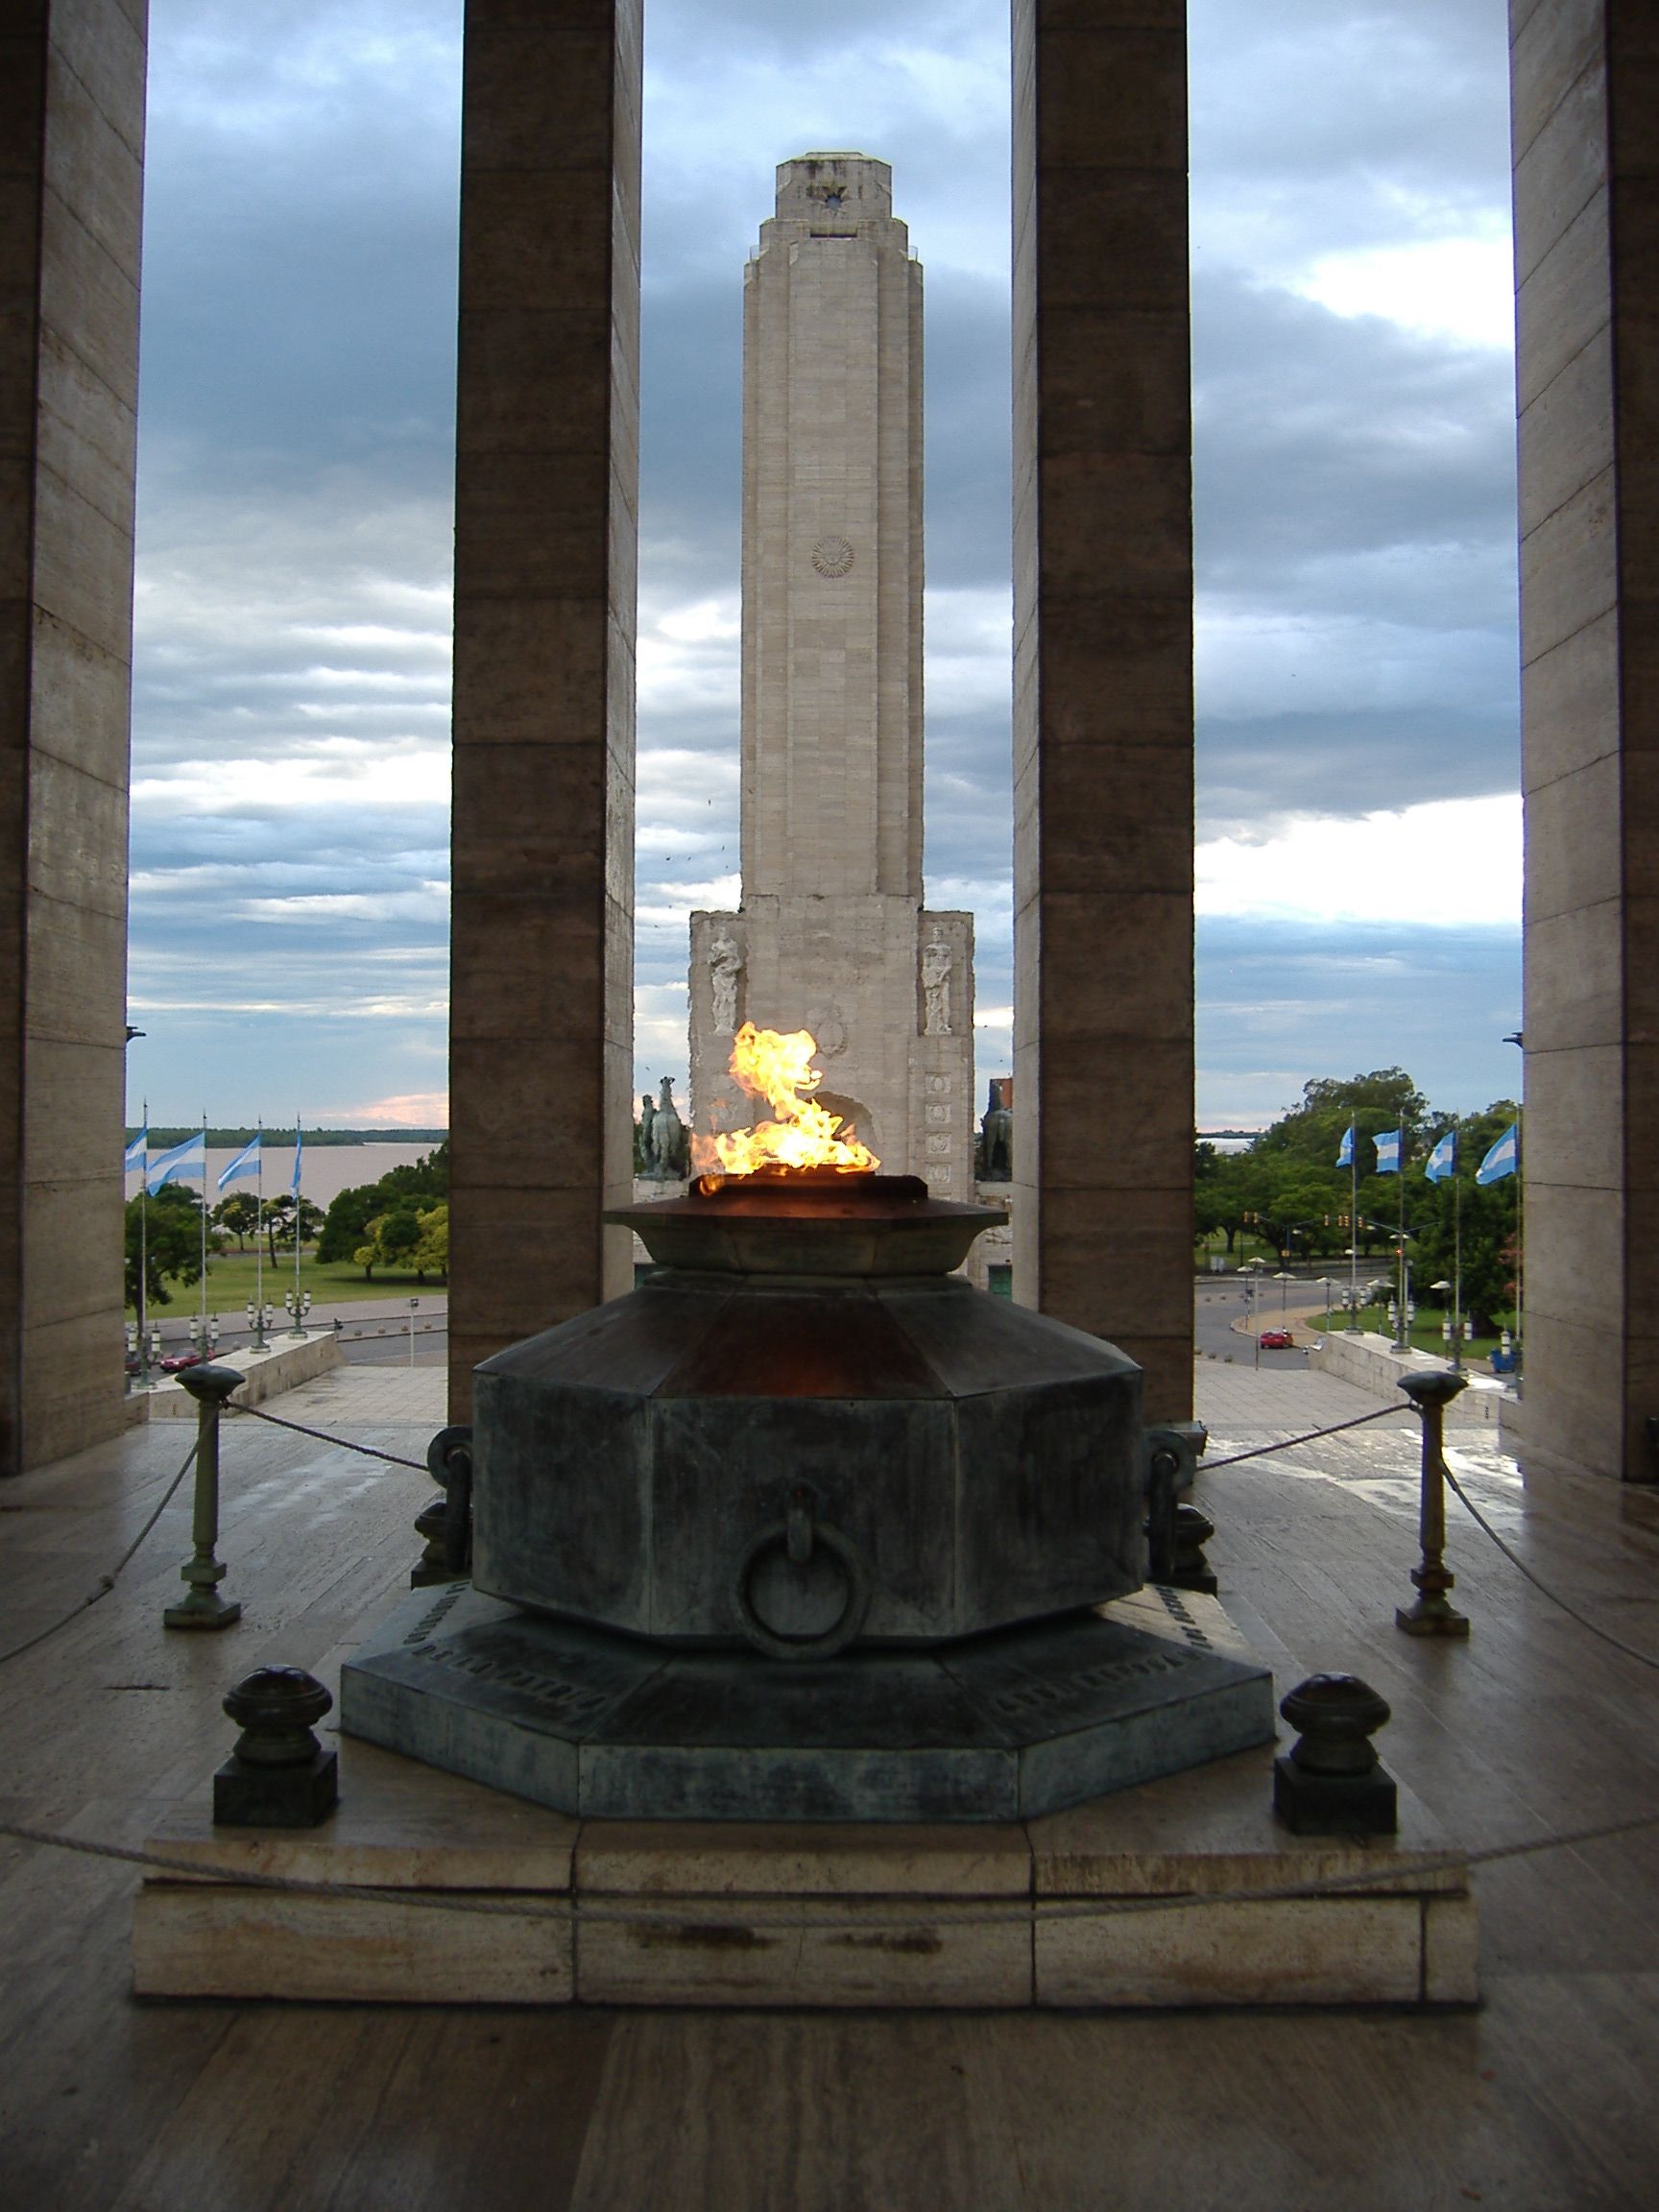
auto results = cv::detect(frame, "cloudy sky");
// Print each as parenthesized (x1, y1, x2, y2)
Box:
(126, 0, 1523, 1136)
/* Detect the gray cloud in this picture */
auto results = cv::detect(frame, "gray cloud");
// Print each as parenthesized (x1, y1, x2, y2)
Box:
(127, 0, 1523, 1126)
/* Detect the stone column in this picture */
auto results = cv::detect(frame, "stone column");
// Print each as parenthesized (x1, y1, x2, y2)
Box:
(1511, 0, 1659, 1479)
(0, 0, 145, 1475)
(448, 0, 641, 1417)
(1010, 0, 1193, 1419)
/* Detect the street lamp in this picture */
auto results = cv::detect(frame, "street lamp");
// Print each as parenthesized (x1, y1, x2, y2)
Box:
(247, 1299, 274, 1351)
(1273, 1268, 1293, 1322)
(1431, 1280, 1460, 1373)
(283, 1288, 311, 1338)
(1239, 1259, 1266, 1368)
(408, 1296, 421, 1367)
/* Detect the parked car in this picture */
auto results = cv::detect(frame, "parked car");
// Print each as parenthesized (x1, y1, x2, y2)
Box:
(156, 1349, 204, 1374)
(1258, 1328, 1294, 1351)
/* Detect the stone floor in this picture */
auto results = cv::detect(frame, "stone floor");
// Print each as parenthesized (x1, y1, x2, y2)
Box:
(2, 1361, 1658, 2207)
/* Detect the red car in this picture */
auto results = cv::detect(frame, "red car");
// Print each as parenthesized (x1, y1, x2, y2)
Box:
(1258, 1328, 1295, 1351)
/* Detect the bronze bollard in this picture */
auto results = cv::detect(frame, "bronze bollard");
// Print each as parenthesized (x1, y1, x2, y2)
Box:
(1395, 1368, 1470, 1637)
(164, 1363, 246, 1631)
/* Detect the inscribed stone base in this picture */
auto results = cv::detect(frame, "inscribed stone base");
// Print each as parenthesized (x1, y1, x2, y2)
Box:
(338, 1582, 1274, 1824)
(132, 1733, 1477, 2008)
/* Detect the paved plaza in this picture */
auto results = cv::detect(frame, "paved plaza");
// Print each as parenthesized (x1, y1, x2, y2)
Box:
(2, 1351, 1657, 2205)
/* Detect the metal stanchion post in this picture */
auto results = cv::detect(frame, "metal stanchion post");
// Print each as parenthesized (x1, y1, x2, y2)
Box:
(1395, 1368, 1470, 1637)
(164, 1363, 246, 1631)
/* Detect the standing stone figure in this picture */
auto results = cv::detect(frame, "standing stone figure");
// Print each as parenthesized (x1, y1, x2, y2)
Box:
(643, 1077, 689, 1182)
(709, 930, 743, 1036)
(922, 940, 952, 1037)
(981, 1087, 1014, 1182)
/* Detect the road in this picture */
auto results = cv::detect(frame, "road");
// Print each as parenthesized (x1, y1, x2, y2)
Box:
(137, 1281, 1358, 1377)
(1194, 1277, 1311, 1369)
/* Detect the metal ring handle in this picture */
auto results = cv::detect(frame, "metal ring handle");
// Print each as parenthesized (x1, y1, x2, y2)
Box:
(733, 1516, 871, 1662)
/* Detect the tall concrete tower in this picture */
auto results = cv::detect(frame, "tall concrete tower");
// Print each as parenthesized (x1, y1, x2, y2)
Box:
(689, 154, 974, 1192)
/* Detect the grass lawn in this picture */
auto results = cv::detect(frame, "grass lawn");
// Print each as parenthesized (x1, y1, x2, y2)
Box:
(129, 1246, 446, 1319)
(1309, 1304, 1517, 1363)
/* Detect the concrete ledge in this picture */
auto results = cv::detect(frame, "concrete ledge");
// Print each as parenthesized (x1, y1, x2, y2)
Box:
(1308, 1331, 1513, 1427)
(132, 1737, 1477, 2011)
(134, 1331, 344, 1418)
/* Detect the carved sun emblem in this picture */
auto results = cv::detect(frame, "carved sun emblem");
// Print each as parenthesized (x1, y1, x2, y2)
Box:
(810, 536, 854, 580)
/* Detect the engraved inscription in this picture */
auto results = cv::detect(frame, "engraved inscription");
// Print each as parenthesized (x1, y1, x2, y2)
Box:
(986, 1646, 1197, 1718)
(408, 1639, 614, 1721)
(402, 1586, 468, 1646)
(1154, 1585, 1214, 1647)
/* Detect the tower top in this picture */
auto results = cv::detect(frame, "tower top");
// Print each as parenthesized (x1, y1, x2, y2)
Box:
(774, 154, 893, 224)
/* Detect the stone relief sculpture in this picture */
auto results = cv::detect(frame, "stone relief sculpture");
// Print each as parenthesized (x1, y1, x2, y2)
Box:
(639, 1078, 689, 1182)
(921, 939, 952, 1037)
(709, 930, 744, 1036)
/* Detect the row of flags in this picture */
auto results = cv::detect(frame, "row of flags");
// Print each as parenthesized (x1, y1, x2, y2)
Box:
(1335, 1120, 1519, 1187)
(123, 1125, 303, 1200)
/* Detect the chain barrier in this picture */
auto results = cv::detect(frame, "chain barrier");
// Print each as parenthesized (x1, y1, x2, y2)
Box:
(0, 1399, 426, 1671)
(0, 1439, 200, 1669)
(1202, 1404, 1405, 1469)
(8, 1394, 1657, 1934)
(1441, 1459, 1659, 1673)
(1204, 1398, 1659, 1673)
(3, 1801, 1659, 1936)
(224, 1401, 428, 1471)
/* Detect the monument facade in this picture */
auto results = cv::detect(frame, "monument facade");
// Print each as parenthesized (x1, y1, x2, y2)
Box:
(689, 155, 975, 1199)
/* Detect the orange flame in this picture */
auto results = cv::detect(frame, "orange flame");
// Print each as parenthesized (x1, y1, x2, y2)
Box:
(690, 1022, 879, 1182)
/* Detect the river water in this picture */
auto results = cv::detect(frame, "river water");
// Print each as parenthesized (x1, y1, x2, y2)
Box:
(126, 1142, 444, 1211)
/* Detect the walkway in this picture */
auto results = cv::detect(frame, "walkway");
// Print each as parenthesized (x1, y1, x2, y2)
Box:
(2, 1362, 1657, 2208)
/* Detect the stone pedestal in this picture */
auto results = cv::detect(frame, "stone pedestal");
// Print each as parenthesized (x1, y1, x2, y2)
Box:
(691, 902, 974, 1195)
(135, 1691, 1477, 2010)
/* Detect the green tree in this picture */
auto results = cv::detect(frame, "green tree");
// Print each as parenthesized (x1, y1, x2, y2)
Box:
(212, 1192, 260, 1250)
(318, 1144, 448, 1263)
(1404, 1102, 1521, 1331)
(411, 1202, 448, 1281)
(263, 1193, 325, 1262)
(125, 1187, 206, 1310)
(1256, 1070, 1430, 1169)
(354, 1205, 421, 1280)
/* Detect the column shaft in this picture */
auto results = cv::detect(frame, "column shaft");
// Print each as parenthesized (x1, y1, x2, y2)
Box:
(448, 0, 641, 1414)
(1010, 0, 1194, 1419)
(1512, 0, 1659, 1478)
(0, 0, 145, 1473)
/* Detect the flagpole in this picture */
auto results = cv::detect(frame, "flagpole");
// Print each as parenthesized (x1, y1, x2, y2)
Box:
(139, 1100, 149, 1387)
(200, 1111, 209, 1336)
(254, 1118, 264, 1347)
(1349, 1142, 1358, 1331)
(1453, 1162, 1463, 1373)
(1396, 1138, 1407, 1351)
(292, 1117, 303, 1331)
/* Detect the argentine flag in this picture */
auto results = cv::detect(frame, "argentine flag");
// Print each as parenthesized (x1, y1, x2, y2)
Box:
(1373, 1128, 1402, 1175)
(289, 1126, 303, 1199)
(217, 1133, 261, 1192)
(1335, 1124, 1355, 1169)
(147, 1132, 205, 1193)
(1425, 1129, 1457, 1184)
(1477, 1122, 1520, 1186)
(123, 1129, 147, 1173)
